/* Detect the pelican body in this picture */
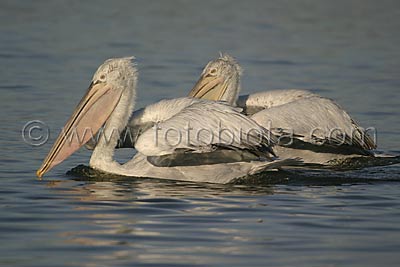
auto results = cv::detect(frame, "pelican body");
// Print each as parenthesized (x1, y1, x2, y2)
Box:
(188, 54, 377, 166)
(37, 57, 296, 183)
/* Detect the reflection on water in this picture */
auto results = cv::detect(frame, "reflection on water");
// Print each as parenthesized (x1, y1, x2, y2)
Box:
(43, 179, 277, 266)
(1, 0, 400, 266)
(7, 178, 394, 267)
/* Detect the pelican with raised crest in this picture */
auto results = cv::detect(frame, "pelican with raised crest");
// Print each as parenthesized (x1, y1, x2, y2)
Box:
(37, 57, 299, 183)
(187, 54, 379, 166)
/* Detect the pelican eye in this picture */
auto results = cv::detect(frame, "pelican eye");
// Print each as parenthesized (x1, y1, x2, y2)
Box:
(100, 74, 106, 80)
(205, 68, 217, 77)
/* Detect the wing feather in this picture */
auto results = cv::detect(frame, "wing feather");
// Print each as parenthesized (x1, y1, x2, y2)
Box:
(117, 97, 198, 148)
(250, 96, 376, 152)
(238, 89, 318, 115)
(135, 99, 276, 158)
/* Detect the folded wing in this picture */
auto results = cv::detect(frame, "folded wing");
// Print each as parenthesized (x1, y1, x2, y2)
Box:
(250, 96, 376, 153)
(134, 99, 276, 165)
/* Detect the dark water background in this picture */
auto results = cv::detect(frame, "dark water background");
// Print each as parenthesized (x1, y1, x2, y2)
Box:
(1, 1, 400, 266)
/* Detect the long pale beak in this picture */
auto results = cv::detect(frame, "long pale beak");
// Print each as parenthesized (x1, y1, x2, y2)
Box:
(188, 74, 227, 101)
(36, 82, 123, 178)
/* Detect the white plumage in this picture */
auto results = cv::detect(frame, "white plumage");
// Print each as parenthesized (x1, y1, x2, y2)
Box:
(134, 99, 274, 157)
(37, 57, 293, 183)
(188, 54, 377, 165)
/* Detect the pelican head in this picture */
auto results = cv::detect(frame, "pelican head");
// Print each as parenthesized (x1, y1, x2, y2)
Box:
(188, 53, 242, 105)
(37, 57, 137, 177)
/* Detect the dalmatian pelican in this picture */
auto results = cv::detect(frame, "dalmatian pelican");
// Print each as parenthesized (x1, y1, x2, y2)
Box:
(187, 54, 378, 165)
(37, 57, 299, 183)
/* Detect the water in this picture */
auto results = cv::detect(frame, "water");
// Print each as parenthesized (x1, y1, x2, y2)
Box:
(1, 1, 400, 266)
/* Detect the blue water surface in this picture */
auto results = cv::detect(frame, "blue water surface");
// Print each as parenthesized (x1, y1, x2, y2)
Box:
(1, 1, 400, 266)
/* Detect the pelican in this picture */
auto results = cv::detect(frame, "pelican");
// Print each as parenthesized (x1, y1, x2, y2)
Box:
(188, 54, 378, 165)
(37, 57, 298, 184)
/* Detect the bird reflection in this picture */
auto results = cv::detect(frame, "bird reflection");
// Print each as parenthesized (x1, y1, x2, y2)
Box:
(43, 177, 275, 266)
